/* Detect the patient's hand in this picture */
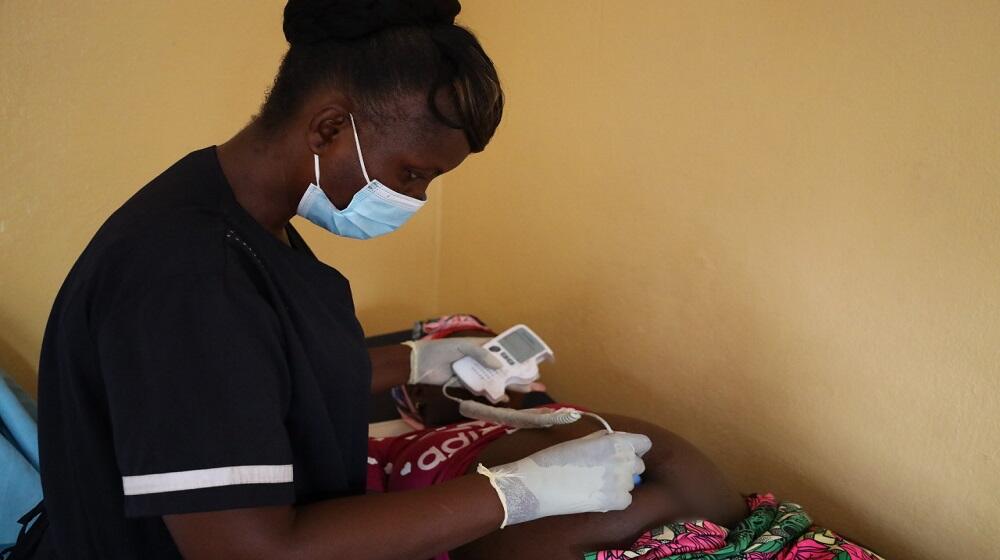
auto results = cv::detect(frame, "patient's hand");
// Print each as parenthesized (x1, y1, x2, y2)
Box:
(504, 381, 547, 395)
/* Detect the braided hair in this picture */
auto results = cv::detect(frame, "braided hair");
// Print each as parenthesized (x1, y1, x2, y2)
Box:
(256, 0, 503, 153)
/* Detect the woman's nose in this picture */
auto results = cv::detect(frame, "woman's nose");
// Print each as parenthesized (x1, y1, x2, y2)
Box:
(402, 186, 428, 201)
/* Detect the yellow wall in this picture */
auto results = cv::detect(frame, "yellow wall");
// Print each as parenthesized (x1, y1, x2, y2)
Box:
(2, 2, 998, 559)
(0, 1, 442, 397)
(441, 1, 999, 558)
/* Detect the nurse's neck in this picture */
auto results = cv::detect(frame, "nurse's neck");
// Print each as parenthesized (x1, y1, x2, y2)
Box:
(216, 124, 303, 247)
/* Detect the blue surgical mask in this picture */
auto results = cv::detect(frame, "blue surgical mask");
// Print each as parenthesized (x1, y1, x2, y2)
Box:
(296, 113, 425, 240)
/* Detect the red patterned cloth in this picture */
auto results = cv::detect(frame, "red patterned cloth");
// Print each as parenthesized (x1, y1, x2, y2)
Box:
(366, 418, 515, 494)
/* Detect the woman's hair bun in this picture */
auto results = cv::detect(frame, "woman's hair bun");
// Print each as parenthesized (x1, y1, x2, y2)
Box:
(283, 0, 461, 45)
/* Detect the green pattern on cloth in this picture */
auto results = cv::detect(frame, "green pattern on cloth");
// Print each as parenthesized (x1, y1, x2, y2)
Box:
(584, 494, 884, 560)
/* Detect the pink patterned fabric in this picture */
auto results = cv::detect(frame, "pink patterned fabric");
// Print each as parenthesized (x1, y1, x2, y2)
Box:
(586, 493, 884, 560)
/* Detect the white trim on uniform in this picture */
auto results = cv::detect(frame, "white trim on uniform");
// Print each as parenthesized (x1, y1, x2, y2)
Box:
(121, 464, 293, 496)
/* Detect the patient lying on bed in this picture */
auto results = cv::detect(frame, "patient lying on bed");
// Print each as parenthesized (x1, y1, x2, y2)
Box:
(369, 323, 747, 560)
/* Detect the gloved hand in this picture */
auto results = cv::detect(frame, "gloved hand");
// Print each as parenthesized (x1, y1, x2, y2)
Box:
(476, 430, 652, 527)
(402, 338, 504, 386)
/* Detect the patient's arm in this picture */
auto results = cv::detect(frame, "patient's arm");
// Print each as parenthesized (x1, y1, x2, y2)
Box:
(369, 343, 411, 394)
(451, 412, 747, 560)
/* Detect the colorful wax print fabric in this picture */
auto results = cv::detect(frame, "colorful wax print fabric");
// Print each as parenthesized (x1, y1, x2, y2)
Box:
(585, 494, 884, 560)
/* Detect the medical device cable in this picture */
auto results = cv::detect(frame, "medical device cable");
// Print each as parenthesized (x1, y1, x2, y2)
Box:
(441, 378, 614, 432)
(441, 379, 640, 485)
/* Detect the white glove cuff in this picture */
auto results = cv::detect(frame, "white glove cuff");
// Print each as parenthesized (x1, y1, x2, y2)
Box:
(476, 463, 510, 528)
(400, 340, 420, 384)
(476, 462, 539, 528)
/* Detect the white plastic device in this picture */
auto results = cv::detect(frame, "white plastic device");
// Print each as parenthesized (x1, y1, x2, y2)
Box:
(451, 324, 554, 403)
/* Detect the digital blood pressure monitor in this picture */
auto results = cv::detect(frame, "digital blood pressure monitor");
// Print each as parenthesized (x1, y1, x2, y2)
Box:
(451, 324, 554, 403)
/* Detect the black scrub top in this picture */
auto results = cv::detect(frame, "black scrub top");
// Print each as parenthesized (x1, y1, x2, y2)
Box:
(36, 146, 372, 558)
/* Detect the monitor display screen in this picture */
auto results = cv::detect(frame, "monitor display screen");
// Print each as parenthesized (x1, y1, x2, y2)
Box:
(499, 328, 544, 362)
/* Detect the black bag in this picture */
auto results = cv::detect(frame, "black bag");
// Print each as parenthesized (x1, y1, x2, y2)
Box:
(0, 501, 51, 560)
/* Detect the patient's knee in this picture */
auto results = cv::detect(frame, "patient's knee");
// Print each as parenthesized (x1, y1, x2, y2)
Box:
(600, 413, 747, 528)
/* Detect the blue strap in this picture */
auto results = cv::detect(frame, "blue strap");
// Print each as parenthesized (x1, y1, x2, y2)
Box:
(0, 370, 37, 471)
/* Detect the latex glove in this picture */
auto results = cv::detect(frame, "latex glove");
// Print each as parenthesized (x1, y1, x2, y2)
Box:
(476, 430, 652, 527)
(402, 338, 504, 386)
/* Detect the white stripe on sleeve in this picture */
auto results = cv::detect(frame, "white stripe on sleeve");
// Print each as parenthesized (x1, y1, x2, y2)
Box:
(122, 464, 293, 496)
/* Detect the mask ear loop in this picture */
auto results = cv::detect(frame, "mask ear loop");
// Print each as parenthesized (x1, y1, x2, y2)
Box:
(313, 153, 321, 187)
(348, 113, 372, 184)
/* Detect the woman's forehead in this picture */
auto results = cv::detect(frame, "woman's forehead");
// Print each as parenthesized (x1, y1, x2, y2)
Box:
(371, 99, 470, 169)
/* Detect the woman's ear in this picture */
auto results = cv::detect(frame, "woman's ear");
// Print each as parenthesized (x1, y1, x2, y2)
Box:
(307, 105, 351, 155)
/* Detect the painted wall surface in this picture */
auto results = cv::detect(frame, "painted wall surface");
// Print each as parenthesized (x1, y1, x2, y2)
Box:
(1, 2, 998, 559)
(0, 1, 441, 397)
(440, 1, 999, 558)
